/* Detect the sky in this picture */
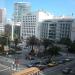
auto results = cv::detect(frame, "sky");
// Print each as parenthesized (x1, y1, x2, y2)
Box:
(0, 0, 75, 19)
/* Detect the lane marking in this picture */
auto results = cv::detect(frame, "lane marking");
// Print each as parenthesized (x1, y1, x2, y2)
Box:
(0, 67, 10, 72)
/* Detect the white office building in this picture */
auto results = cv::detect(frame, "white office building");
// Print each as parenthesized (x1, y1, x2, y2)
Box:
(12, 2, 31, 40)
(40, 16, 75, 41)
(0, 8, 6, 35)
(21, 10, 54, 40)
(14, 2, 31, 23)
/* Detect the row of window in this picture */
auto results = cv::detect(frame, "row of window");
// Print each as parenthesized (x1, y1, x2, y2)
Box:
(22, 30, 35, 33)
(23, 21, 36, 22)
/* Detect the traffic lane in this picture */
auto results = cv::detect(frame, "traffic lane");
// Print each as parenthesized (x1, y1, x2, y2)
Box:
(41, 60, 75, 75)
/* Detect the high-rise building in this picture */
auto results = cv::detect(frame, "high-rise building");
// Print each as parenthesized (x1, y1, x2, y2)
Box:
(4, 24, 12, 37)
(21, 10, 53, 41)
(14, 2, 31, 23)
(0, 8, 6, 35)
(12, 2, 31, 40)
(40, 16, 75, 41)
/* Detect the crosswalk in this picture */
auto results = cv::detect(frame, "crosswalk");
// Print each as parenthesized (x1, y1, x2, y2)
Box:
(0, 63, 11, 75)
(0, 56, 26, 72)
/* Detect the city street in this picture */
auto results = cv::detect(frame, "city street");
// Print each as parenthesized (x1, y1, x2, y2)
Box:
(40, 59, 75, 75)
(0, 48, 75, 75)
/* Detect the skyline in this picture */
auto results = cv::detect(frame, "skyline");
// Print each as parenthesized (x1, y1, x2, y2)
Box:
(0, 0, 75, 19)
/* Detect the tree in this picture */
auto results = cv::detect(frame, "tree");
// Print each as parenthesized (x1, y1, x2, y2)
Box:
(26, 36, 39, 56)
(0, 36, 8, 52)
(14, 38, 19, 51)
(47, 46, 60, 61)
(42, 38, 53, 52)
(59, 38, 72, 46)
(59, 38, 72, 56)
(68, 41, 75, 53)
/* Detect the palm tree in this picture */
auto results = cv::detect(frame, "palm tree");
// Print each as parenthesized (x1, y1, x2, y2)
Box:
(26, 36, 39, 56)
(59, 38, 72, 46)
(68, 40, 75, 53)
(42, 38, 53, 55)
(14, 38, 19, 51)
(47, 46, 60, 61)
(59, 38, 72, 56)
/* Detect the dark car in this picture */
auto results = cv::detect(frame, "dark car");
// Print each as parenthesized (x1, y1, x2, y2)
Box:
(26, 61, 41, 67)
(8, 50, 16, 54)
(33, 62, 47, 70)
(62, 68, 72, 74)
(58, 60, 66, 64)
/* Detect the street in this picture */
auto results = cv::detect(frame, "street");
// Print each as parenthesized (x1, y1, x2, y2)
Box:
(0, 48, 75, 75)
(40, 59, 75, 75)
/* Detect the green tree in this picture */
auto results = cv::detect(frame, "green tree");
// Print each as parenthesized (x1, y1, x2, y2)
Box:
(42, 38, 53, 52)
(68, 41, 75, 53)
(59, 38, 72, 46)
(26, 36, 39, 56)
(59, 38, 72, 56)
(0, 36, 8, 52)
(47, 46, 60, 61)
(14, 38, 19, 51)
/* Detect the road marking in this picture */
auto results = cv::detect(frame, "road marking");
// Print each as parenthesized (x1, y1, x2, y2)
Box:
(0, 63, 9, 68)
(0, 67, 10, 72)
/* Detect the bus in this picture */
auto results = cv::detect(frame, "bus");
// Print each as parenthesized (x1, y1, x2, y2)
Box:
(12, 67, 40, 75)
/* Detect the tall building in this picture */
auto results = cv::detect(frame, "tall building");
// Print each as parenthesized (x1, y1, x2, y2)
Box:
(13, 2, 31, 40)
(21, 10, 53, 41)
(4, 24, 12, 40)
(0, 8, 6, 35)
(14, 2, 31, 23)
(40, 16, 75, 41)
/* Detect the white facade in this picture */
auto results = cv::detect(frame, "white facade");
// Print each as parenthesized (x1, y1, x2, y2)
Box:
(0, 8, 6, 35)
(14, 2, 31, 23)
(13, 2, 31, 40)
(40, 17, 75, 41)
(21, 10, 53, 40)
(71, 20, 75, 41)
